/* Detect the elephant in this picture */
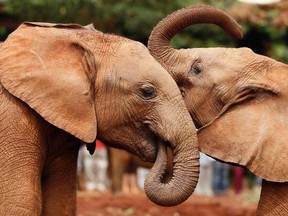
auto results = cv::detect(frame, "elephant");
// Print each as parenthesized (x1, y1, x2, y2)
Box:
(148, 5, 288, 216)
(0, 22, 200, 215)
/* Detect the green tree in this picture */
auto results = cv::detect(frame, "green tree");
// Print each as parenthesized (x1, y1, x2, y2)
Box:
(5, 0, 193, 44)
(4, 0, 288, 62)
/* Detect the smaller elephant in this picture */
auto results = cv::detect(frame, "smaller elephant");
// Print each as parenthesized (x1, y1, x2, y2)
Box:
(0, 22, 199, 215)
(148, 5, 288, 215)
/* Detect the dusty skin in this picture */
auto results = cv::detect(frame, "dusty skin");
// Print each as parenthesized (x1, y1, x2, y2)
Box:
(148, 5, 288, 215)
(0, 21, 199, 214)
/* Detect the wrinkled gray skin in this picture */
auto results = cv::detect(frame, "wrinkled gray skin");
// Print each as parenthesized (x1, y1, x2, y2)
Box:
(0, 22, 199, 215)
(148, 5, 288, 215)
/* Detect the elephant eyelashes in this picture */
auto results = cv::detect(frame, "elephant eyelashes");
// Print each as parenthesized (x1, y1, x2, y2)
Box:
(139, 84, 157, 99)
(179, 87, 186, 99)
(189, 61, 202, 75)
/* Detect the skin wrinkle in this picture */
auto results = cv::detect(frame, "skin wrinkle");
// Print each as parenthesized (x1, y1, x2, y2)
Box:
(193, 49, 276, 127)
(202, 57, 279, 130)
(0, 123, 40, 169)
(95, 34, 189, 165)
(80, 49, 97, 104)
(98, 45, 163, 136)
(96, 79, 123, 133)
(154, 88, 185, 138)
(258, 182, 288, 215)
(147, 4, 288, 213)
(247, 126, 266, 167)
(189, 88, 221, 128)
(29, 49, 44, 67)
(187, 49, 280, 129)
(0, 21, 199, 212)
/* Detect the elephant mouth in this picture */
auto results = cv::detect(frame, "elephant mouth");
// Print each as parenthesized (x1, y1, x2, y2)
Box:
(135, 123, 169, 163)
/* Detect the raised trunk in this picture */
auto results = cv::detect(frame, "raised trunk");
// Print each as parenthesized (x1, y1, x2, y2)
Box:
(148, 5, 243, 66)
(144, 99, 199, 206)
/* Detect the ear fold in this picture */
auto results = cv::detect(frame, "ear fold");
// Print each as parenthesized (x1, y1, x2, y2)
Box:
(0, 22, 97, 142)
(198, 94, 288, 182)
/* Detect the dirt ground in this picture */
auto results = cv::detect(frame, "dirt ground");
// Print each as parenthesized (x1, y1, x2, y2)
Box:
(77, 190, 258, 216)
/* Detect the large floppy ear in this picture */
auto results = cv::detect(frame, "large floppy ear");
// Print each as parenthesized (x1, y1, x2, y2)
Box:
(0, 22, 97, 142)
(198, 88, 288, 182)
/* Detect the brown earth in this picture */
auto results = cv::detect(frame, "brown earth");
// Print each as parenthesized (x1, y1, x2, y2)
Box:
(77, 191, 258, 216)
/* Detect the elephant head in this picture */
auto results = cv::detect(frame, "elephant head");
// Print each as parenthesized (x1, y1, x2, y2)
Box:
(0, 22, 199, 206)
(148, 5, 288, 183)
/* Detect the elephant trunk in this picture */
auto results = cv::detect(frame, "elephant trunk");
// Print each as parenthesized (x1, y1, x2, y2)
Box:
(148, 5, 243, 66)
(144, 101, 199, 206)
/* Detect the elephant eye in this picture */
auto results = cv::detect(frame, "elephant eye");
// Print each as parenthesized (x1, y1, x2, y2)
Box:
(190, 61, 202, 75)
(139, 84, 156, 99)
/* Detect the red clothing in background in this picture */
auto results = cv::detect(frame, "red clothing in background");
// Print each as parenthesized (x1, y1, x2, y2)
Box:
(96, 140, 105, 148)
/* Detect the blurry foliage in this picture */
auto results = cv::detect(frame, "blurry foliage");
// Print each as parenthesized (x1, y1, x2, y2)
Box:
(3, 0, 288, 62)
(239, 25, 288, 63)
(0, 27, 8, 37)
(5, 0, 191, 43)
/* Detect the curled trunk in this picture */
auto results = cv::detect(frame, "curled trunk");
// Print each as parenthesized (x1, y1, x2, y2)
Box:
(145, 141, 199, 206)
(148, 5, 243, 65)
(144, 99, 199, 206)
(145, 5, 242, 206)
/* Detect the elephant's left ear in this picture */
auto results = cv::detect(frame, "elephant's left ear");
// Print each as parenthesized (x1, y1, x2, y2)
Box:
(198, 94, 288, 182)
(0, 22, 97, 142)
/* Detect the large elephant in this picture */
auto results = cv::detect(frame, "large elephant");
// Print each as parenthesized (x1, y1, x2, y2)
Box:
(148, 5, 288, 215)
(0, 22, 199, 215)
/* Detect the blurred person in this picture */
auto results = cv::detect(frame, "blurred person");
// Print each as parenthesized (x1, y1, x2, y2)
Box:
(233, 166, 245, 195)
(137, 167, 150, 191)
(122, 173, 141, 194)
(254, 176, 262, 195)
(108, 148, 145, 195)
(255, 176, 262, 187)
(212, 160, 229, 196)
(121, 162, 141, 194)
(245, 170, 262, 197)
(82, 140, 108, 192)
(194, 153, 214, 196)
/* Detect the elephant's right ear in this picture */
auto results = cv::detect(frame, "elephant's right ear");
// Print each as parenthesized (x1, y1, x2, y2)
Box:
(197, 92, 288, 182)
(0, 23, 97, 142)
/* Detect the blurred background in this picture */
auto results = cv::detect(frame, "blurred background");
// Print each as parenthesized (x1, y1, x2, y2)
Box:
(0, 0, 287, 215)
(1, 0, 288, 62)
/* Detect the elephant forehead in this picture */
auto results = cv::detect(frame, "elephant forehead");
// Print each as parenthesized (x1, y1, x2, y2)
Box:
(113, 60, 177, 89)
(112, 45, 177, 87)
(193, 47, 245, 62)
(118, 40, 150, 57)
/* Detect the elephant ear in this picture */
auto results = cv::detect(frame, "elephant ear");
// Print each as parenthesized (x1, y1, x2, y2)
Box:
(0, 22, 97, 142)
(198, 89, 288, 182)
